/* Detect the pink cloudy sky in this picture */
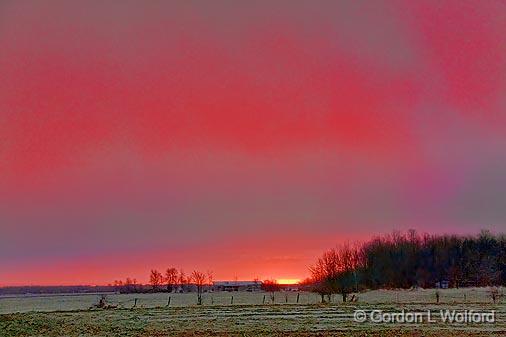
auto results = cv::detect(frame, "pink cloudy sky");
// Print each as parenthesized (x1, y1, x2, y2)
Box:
(0, 1, 505, 286)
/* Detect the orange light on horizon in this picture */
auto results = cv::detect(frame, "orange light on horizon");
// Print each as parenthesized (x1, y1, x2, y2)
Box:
(276, 278, 300, 285)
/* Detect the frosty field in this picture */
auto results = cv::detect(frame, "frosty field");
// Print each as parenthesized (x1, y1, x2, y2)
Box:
(0, 288, 502, 314)
(1, 288, 504, 336)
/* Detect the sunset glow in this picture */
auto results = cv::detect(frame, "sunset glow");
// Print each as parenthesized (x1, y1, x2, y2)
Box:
(277, 279, 301, 285)
(1, 1, 505, 286)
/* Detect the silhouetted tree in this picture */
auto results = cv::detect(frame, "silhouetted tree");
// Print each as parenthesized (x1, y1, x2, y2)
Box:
(312, 230, 505, 293)
(309, 249, 337, 302)
(261, 279, 281, 302)
(310, 243, 360, 302)
(178, 269, 187, 292)
(165, 267, 178, 292)
(191, 270, 207, 305)
(150, 269, 163, 291)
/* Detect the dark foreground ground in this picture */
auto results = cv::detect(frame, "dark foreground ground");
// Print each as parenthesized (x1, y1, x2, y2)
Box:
(1, 303, 505, 337)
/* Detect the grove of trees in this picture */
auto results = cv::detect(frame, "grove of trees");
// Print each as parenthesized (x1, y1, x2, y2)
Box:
(112, 267, 213, 294)
(310, 230, 506, 302)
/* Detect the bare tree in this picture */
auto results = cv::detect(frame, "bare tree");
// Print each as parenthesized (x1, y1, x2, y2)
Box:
(310, 244, 360, 302)
(309, 250, 335, 302)
(113, 280, 123, 293)
(165, 267, 178, 293)
(178, 269, 186, 292)
(337, 243, 360, 302)
(192, 270, 207, 305)
(261, 279, 280, 302)
(122, 277, 138, 293)
(150, 269, 163, 292)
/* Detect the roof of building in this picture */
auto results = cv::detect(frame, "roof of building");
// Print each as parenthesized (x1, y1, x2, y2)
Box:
(213, 281, 262, 286)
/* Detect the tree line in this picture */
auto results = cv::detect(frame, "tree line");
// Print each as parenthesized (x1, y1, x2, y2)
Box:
(113, 269, 283, 305)
(309, 230, 506, 302)
(113, 268, 213, 296)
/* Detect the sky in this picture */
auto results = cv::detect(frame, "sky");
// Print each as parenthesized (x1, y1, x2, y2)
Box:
(0, 0, 505, 286)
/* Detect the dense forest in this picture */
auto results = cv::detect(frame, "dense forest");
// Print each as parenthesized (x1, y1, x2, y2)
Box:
(310, 230, 505, 302)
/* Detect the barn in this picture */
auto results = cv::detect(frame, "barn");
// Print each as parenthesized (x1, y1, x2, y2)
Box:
(213, 280, 262, 292)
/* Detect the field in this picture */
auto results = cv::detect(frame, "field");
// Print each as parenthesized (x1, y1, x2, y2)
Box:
(1, 288, 505, 336)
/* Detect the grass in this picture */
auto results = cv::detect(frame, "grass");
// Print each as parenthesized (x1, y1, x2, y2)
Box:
(0, 289, 504, 336)
(1, 288, 502, 313)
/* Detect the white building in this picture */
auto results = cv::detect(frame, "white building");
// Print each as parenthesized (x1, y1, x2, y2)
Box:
(213, 280, 262, 292)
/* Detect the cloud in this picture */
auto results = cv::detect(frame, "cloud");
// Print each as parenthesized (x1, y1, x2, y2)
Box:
(0, 0, 505, 284)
